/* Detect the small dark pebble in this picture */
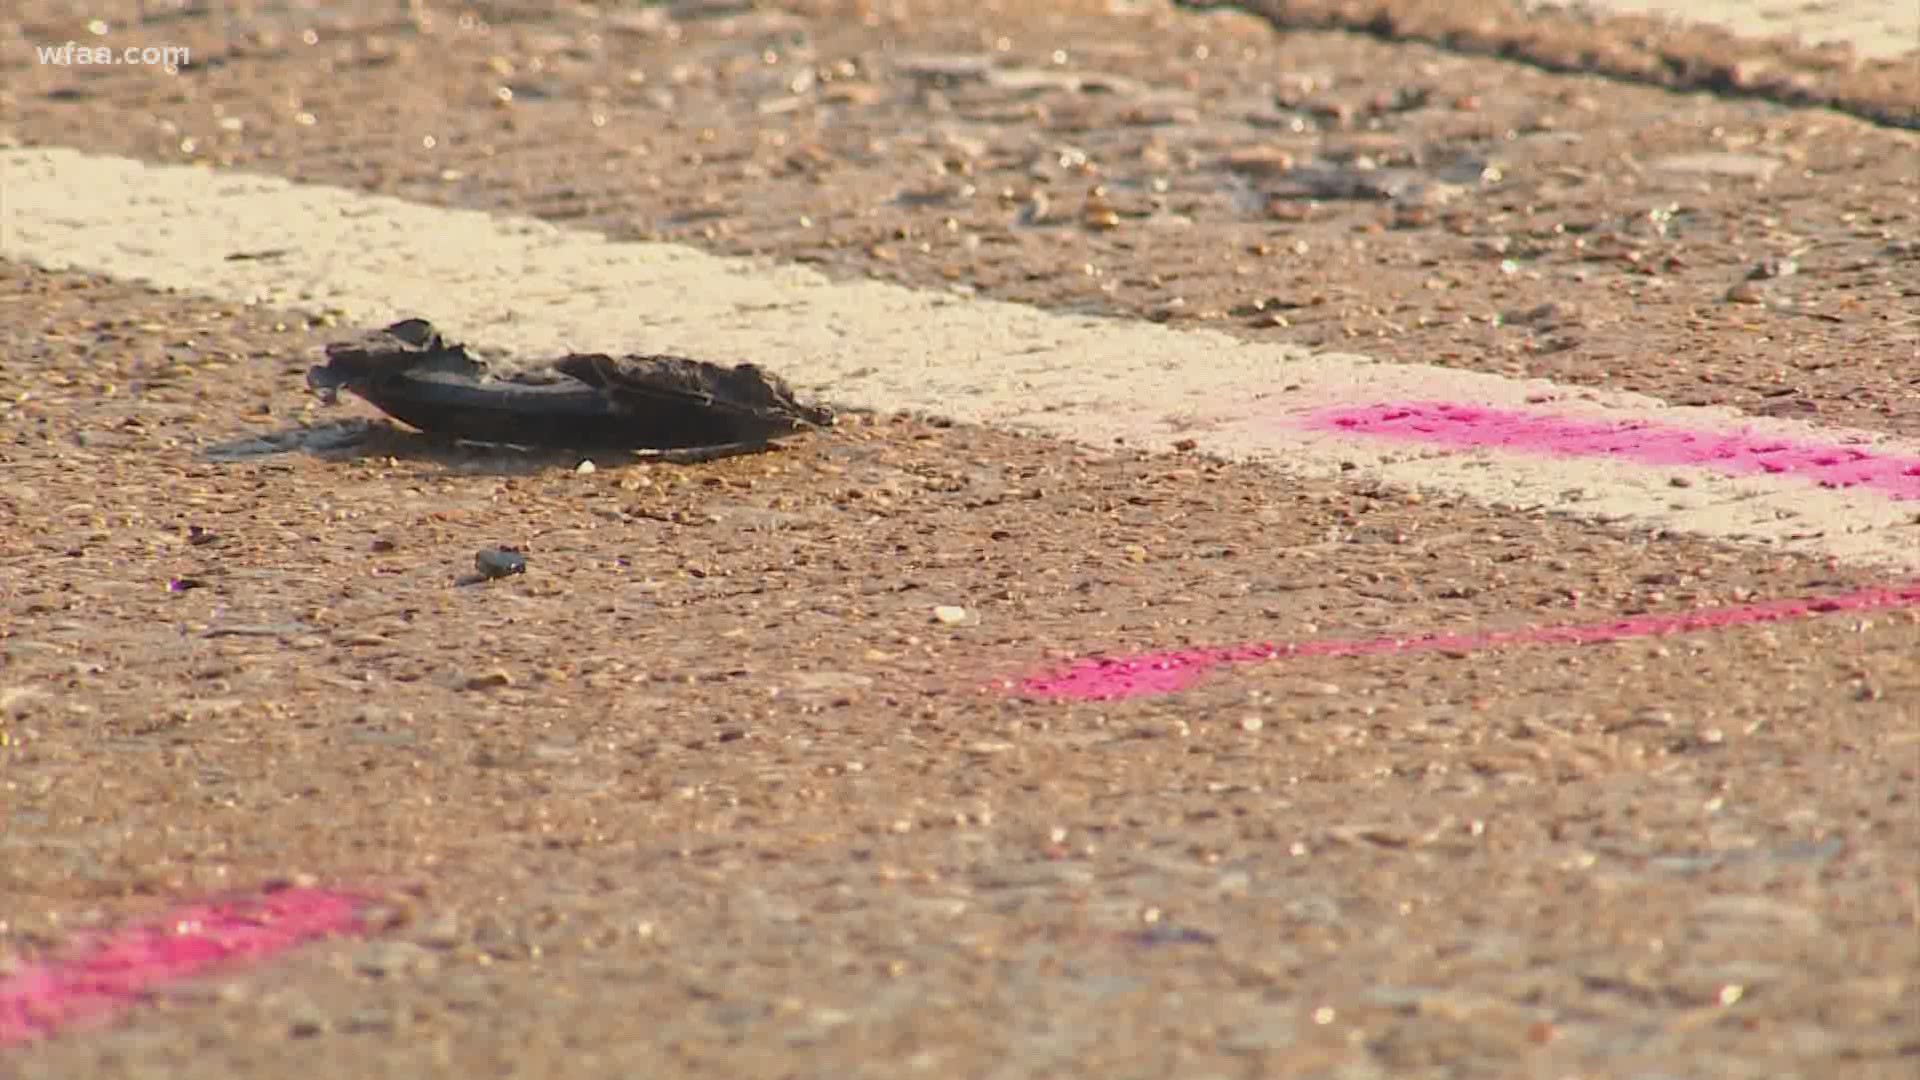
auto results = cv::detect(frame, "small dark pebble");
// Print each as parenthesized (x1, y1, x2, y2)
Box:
(187, 525, 219, 546)
(474, 547, 527, 580)
(168, 577, 206, 592)
(1131, 924, 1218, 947)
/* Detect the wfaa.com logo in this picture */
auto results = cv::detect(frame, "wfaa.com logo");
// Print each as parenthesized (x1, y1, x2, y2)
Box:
(36, 40, 192, 72)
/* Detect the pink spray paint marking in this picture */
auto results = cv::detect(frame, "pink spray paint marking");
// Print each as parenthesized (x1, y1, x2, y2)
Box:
(1017, 581, 1920, 701)
(0, 886, 368, 1047)
(1306, 402, 1920, 500)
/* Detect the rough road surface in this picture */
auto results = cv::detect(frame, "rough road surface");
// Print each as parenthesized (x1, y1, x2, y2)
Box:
(2, 2, 1916, 1078)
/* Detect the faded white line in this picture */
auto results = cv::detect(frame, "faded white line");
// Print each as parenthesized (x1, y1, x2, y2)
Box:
(4, 147, 1917, 570)
(1572, 0, 1920, 61)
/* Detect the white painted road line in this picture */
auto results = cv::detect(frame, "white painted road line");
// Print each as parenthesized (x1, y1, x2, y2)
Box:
(5, 147, 1918, 570)
(1576, 0, 1920, 61)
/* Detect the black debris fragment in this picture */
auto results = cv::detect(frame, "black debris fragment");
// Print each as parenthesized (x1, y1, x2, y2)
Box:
(307, 318, 832, 451)
(474, 547, 527, 581)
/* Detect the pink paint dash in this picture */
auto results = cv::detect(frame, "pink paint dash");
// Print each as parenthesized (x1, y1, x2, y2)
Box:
(1306, 402, 1920, 500)
(1018, 581, 1920, 701)
(0, 886, 368, 1047)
